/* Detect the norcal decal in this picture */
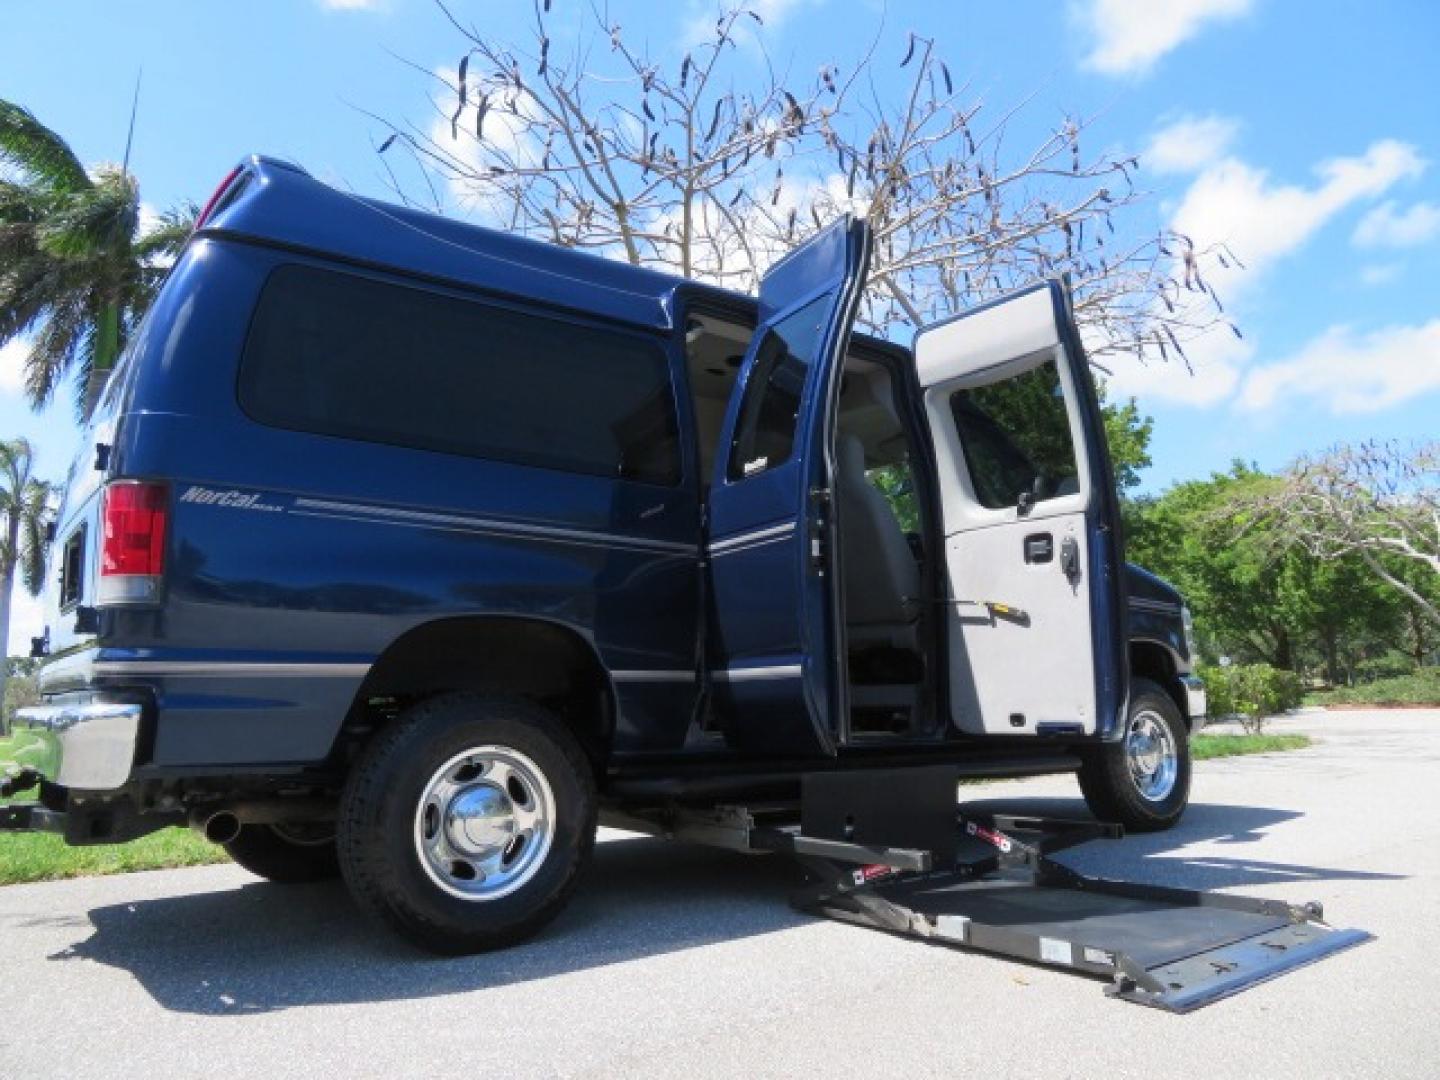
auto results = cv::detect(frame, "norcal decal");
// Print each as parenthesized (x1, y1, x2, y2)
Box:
(179, 485, 285, 513)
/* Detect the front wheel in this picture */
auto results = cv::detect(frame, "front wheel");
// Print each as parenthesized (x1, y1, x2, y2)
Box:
(337, 693, 597, 955)
(1078, 678, 1191, 832)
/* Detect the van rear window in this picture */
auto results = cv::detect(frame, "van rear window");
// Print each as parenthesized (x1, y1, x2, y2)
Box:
(237, 264, 681, 485)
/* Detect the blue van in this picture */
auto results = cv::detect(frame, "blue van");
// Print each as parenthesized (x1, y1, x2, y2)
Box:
(5, 156, 1204, 953)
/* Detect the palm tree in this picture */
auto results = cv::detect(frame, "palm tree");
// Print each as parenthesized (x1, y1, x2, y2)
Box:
(0, 99, 195, 419)
(0, 439, 51, 709)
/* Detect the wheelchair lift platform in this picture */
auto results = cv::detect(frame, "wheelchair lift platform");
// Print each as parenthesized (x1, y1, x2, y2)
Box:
(600, 766, 1371, 1013)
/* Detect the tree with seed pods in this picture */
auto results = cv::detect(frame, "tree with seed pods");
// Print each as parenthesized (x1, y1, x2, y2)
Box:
(373, 2, 1235, 368)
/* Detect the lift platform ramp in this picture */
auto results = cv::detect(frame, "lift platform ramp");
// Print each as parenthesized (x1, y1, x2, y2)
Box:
(601, 766, 1371, 1012)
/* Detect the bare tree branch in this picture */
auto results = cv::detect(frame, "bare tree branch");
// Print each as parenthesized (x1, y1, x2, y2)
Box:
(374, 2, 1230, 363)
(1230, 440, 1440, 629)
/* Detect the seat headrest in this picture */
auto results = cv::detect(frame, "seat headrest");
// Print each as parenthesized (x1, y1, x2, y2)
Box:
(837, 433, 867, 476)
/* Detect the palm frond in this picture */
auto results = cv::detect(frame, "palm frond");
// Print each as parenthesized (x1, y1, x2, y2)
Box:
(18, 477, 53, 595)
(36, 168, 139, 260)
(132, 200, 197, 261)
(0, 100, 91, 195)
(0, 179, 47, 225)
(26, 293, 91, 410)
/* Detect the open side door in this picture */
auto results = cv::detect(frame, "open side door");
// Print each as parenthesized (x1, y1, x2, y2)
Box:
(707, 216, 872, 756)
(914, 280, 1126, 739)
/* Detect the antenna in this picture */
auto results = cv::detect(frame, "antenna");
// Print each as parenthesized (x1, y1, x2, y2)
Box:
(121, 68, 142, 177)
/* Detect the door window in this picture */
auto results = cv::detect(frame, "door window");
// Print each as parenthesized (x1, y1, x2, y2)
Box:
(948, 357, 1079, 510)
(726, 295, 830, 481)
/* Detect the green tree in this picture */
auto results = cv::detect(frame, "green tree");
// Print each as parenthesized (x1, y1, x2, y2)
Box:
(0, 100, 194, 418)
(870, 380, 1152, 534)
(0, 438, 51, 710)
(1127, 463, 1402, 674)
(1099, 388, 1154, 495)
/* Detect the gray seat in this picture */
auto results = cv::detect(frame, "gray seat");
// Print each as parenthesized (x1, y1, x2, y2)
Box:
(834, 435, 920, 646)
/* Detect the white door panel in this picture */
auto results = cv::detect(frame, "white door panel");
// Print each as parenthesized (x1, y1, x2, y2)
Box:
(922, 347, 1094, 535)
(915, 280, 1112, 740)
(916, 287, 1059, 388)
(944, 514, 1096, 735)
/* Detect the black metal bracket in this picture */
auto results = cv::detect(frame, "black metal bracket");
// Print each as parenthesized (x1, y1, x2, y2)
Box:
(0, 802, 66, 833)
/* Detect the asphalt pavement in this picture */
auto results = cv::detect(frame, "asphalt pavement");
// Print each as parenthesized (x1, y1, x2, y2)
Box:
(1, 708, 1435, 1079)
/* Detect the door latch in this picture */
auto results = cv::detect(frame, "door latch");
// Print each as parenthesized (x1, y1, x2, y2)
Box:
(808, 487, 831, 572)
(1059, 535, 1081, 581)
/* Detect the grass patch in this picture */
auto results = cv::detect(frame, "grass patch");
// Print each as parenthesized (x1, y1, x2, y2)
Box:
(1192, 733, 1310, 760)
(0, 830, 227, 886)
(1, 734, 227, 886)
(1305, 669, 1440, 708)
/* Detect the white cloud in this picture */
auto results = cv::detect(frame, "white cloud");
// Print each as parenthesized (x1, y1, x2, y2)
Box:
(1109, 139, 1425, 408)
(1171, 139, 1425, 302)
(1143, 115, 1238, 174)
(319, 0, 382, 10)
(1103, 324, 1249, 407)
(0, 338, 27, 396)
(1078, 0, 1253, 76)
(1239, 320, 1440, 413)
(1352, 199, 1440, 248)
(6, 583, 46, 659)
(1358, 262, 1402, 286)
(682, 0, 820, 49)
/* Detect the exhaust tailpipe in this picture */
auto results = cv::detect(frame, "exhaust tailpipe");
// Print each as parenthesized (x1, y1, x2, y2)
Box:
(189, 798, 333, 844)
(198, 810, 242, 845)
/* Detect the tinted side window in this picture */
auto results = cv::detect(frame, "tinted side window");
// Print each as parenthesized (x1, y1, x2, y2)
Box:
(239, 265, 681, 485)
(726, 295, 830, 481)
(949, 358, 1079, 510)
(59, 526, 86, 610)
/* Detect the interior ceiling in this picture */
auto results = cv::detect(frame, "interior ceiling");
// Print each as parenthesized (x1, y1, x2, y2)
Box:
(685, 316, 907, 466)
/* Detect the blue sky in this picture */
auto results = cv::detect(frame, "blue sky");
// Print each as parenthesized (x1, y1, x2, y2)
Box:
(2, 0, 1438, 648)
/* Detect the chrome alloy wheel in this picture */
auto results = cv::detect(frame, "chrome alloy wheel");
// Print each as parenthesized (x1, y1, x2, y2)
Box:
(413, 746, 556, 901)
(1125, 709, 1179, 802)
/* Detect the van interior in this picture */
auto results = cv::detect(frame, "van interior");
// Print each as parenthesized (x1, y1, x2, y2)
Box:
(684, 313, 936, 741)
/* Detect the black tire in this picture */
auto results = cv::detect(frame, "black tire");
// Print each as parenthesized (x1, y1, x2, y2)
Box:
(337, 692, 597, 955)
(224, 823, 341, 883)
(1078, 677, 1191, 832)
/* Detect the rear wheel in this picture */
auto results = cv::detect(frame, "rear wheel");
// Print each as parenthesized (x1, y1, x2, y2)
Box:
(1078, 678, 1191, 832)
(224, 823, 340, 883)
(337, 692, 597, 955)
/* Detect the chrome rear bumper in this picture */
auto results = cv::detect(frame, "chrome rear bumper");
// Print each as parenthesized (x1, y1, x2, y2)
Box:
(8, 702, 142, 790)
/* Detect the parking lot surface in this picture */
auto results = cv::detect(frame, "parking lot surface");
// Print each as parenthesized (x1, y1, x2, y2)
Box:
(1, 709, 1435, 1079)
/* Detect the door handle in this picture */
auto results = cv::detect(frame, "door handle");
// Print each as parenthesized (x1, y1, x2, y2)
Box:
(1024, 533, 1053, 564)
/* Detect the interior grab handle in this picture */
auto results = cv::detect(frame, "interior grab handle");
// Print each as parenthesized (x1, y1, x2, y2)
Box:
(938, 598, 1030, 624)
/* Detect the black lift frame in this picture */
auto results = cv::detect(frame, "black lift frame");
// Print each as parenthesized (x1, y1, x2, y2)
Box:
(601, 766, 1371, 1013)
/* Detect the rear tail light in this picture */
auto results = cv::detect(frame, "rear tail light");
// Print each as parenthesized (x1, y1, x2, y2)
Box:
(194, 164, 244, 232)
(98, 481, 169, 605)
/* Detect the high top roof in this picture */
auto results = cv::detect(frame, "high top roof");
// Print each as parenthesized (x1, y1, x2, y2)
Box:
(199, 155, 719, 331)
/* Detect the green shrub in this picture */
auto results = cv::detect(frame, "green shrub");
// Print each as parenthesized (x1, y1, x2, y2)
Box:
(1317, 668, 1440, 707)
(1351, 652, 1419, 684)
(1197, 663, 1304, 732)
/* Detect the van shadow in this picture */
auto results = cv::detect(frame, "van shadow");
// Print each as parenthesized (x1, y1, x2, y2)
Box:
(52, 798, 1400, 1016)
(50, 836, 811, 1016)
(960, 795, 1405, 892)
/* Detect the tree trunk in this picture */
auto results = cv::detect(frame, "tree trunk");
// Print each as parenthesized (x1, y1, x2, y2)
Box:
(1322, 627, 1340, 686)
(81, 303, 122, 419)
(0, 516, 18, 723)
(1272, 624, 1294, 671)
